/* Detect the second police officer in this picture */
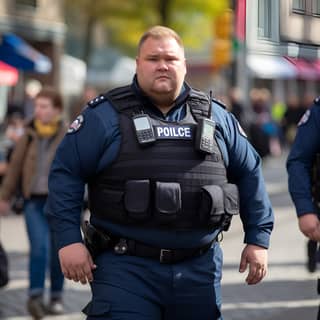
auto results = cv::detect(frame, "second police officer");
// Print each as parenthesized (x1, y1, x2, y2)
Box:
(46, 26, 274, 320)
(287, 96, 320, 318)
(287, 96, 320, 262)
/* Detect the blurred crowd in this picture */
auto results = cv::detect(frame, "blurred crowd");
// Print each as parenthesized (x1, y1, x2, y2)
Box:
(0, 82, 312, 196)
(0, 83, 312, 196)
(223, 86, 311, 159)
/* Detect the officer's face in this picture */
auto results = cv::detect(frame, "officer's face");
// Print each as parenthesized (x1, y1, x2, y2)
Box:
(34, 97, 61, 124)
(136, 36, 186, 105)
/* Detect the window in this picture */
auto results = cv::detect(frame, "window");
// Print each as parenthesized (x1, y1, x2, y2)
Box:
(312, 0, 320, 15)
(15, 0, 37, 8)
(292, 0, 306, 13)
(258, 0, 271, 38)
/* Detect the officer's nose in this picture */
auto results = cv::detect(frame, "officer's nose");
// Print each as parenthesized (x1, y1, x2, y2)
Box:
(157, 59, 169, 71)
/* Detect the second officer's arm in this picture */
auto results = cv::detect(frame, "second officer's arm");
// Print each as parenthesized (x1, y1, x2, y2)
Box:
(47, 102, 120, 284)
(287, 106, 320, 241)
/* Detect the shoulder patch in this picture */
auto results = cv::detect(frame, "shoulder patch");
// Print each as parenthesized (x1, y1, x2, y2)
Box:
(297, 109, 310, 126)
(88, 94, 106, 108)
(314, 96, 320, 105)
(67, 115, 84, 134)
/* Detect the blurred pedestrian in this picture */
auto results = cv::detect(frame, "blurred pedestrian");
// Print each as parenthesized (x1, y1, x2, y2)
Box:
(0, 240, 9, 288)
(229, 86, 245, 127)
(69, 85, 98, 122)
(249, 88, 281, 158)
(2, 111, 25, 214)
(282, 94, 306, 146)
(0, 87, 67, 319)
(22, 79, 42, 121)
(271, 96, 287, 146)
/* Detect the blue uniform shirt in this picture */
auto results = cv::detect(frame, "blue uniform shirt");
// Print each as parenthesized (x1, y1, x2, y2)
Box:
(47, 80, 274, 250)
(287, 98, 320, 217)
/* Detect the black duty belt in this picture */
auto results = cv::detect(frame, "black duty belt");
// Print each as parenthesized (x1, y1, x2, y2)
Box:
(113, 237, 215, 264)
(83, 222, 216, 264)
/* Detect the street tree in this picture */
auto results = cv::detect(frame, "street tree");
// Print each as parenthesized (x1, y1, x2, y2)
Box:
(64, 0, 228, 63)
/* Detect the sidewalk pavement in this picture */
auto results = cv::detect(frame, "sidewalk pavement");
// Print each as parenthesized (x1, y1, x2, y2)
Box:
(0, 152, 319, 319)
(0, 213, 89, 319)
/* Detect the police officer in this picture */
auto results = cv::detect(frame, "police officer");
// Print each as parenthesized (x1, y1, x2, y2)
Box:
(287, 97, 320, 250)
(46, 26, 274, 320)
(287, 96, 320, 318)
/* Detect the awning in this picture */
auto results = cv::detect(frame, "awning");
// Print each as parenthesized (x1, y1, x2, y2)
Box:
(0, 61, 19, 85)
(247, 54, 298, 79)
(0, 33, 51, 73)
(284, 57, 319, 80)
(313, 59, 320, 74)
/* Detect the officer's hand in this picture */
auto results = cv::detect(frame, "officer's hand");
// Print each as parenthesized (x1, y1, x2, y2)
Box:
(239, 244, 268, 285)
(298, 213, 320, 241)
(58, 242, 97, 285)
(0, 200, 10, 216)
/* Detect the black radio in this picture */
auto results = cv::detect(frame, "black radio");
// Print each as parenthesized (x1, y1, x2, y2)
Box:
(195, 91, 215, 154)
(132, 114, 156, 146)
(195, 118, 215, 154)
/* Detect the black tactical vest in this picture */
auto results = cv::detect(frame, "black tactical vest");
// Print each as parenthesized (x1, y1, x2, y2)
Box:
(88, 85, 239, 230)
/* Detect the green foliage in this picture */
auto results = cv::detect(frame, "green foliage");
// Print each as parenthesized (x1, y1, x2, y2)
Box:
(64, 0, 229, 57)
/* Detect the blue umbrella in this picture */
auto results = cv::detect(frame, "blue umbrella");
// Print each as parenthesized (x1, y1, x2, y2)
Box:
(0, 33, 52, 73)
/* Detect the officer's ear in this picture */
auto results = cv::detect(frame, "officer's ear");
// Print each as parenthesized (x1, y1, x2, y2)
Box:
(183, 58, 187, 76)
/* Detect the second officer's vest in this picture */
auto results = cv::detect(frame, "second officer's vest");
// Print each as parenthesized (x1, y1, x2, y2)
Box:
(88, 86, 239, 230)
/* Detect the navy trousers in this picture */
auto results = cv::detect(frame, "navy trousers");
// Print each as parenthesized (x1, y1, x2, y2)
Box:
(83, 242, 223, 320)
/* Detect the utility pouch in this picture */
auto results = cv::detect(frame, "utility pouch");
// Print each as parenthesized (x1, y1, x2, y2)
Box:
(199, 185, 225, 227)
(82, 221, 111, 258)
(155, 182, 181, 224)
(124, 180, 150, 220)
(221, 183, 239, 231)
(100, 189, 124, 214)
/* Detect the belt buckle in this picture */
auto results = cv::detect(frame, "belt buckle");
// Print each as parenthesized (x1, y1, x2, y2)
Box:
(160, 249, 172, 264)
(114, 239, 128, 255)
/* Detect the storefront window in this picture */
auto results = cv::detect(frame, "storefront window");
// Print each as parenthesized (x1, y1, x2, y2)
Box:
(312, 0, 320, 15)
(258, 0, 271, 39)
(292, 0, 306, 13)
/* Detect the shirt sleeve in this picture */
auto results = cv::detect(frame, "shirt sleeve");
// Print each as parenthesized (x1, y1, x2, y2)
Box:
(46, 104, 120, 250)
(286, 106, 320, 217)
(217, 109, 274, 248)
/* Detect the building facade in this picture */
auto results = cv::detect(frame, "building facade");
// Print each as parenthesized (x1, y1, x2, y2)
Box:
(239, 0, 320, 104)
(0, 0, 65, 87)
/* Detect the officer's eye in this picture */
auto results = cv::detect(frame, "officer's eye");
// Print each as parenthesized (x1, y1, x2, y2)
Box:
(147, 56, 159, 61)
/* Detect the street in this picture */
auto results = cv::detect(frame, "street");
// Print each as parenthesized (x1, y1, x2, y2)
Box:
(0, 152, 319, 319)
(221, 154, 319, 319)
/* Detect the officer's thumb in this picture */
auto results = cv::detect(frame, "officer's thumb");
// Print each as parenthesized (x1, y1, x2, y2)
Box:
(239, 257, 247, 273)
(87, 252, 97, 270)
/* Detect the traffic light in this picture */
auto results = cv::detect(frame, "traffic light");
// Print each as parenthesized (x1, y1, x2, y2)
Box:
(212, 9, 234, 68)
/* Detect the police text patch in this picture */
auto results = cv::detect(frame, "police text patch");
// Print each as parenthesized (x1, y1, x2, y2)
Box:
(67, 115, 84, 134)
(155, 125, 193, 139)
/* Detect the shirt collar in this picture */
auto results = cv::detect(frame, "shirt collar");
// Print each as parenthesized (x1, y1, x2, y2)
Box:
(131, 75, 191, 120)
